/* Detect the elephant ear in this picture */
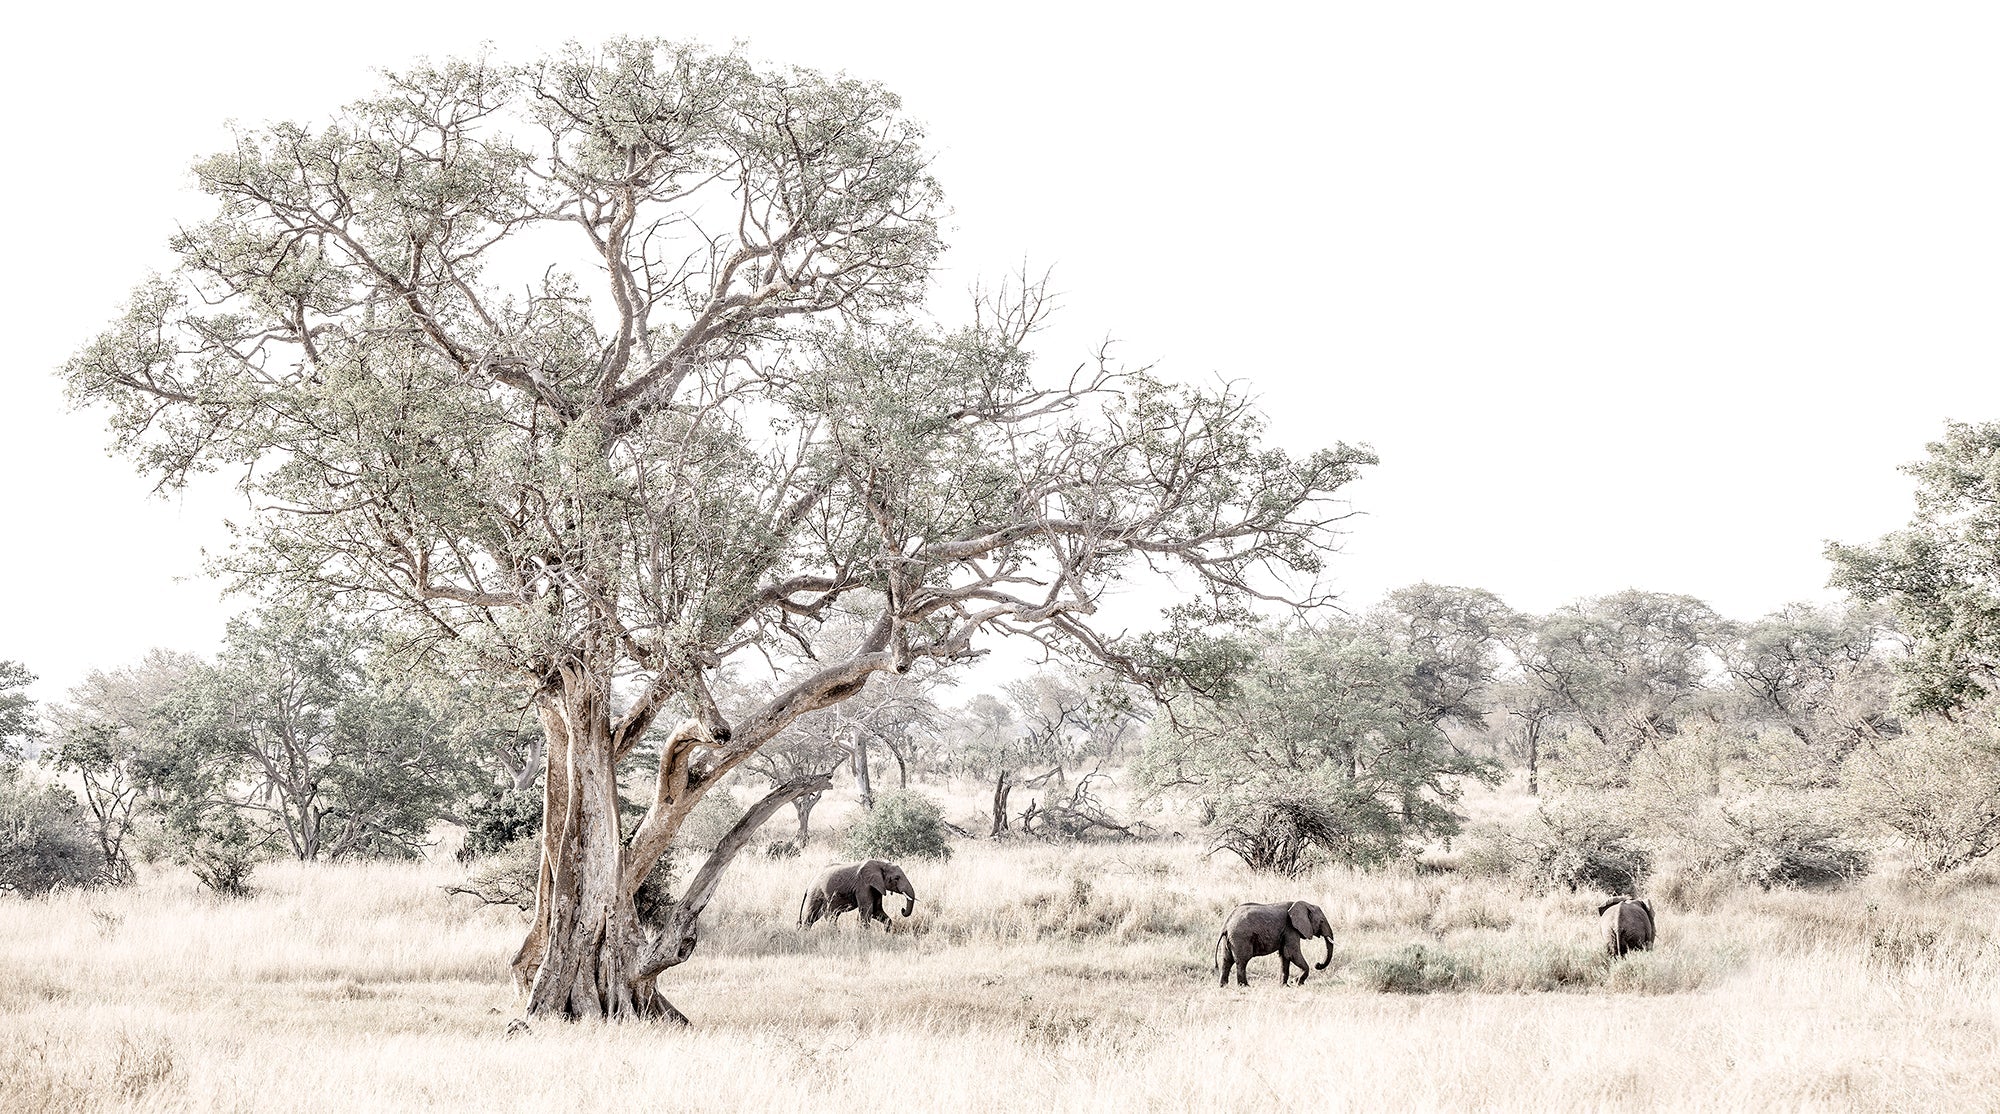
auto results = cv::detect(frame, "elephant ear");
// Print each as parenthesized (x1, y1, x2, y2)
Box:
(856, 860, 886, 895)
(1596, 897, 1627, 915)
(1288, 901, 1314, 937)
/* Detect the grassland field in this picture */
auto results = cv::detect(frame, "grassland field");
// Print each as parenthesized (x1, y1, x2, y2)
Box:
(2, 778, 1997, 1113)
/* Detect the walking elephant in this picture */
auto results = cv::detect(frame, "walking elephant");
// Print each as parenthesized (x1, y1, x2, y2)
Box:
(798, 859, 917, 929)
(1598, 895, 1655, 957)
(1215, 900, 1336, 986)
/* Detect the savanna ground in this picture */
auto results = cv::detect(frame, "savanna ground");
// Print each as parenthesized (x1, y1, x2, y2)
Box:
(3, 780, 1998, 1113)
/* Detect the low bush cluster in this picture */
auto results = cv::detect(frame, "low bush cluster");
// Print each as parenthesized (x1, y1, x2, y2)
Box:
(0, 772, 105, 895)
(844, 791, 952, 861)
(1515, 798, 1650, 893)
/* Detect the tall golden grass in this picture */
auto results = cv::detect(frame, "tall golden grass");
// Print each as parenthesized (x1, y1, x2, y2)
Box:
(3, 784, 1998, 1112)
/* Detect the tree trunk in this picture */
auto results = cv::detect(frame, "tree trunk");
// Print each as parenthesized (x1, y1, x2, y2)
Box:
(991, 769, 1012, 836)
(1525, 723, 1540, 796)
(514, 692, 663, 1020)
(793, 791, 821, 846)
(852, 732, 874, 809)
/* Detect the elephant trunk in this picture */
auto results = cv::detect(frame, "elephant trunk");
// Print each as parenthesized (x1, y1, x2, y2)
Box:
(1316, 934, 1334, 970)
(899, 882, 916, 917)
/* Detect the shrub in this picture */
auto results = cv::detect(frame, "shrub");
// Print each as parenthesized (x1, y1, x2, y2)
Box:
(1356, 944, 1475, 993)
(167, 806, 260, 897)
(1208, 787, 1401, 875)
(1714, 801, 1867, 890)
(0, 772, 105, 895)
(764, 839, 800, 859)
(843, 790, 952, 861)
(1842, 716, 2000, 874)
(675, 791, 749, 854)
(460, 787, 542, 859)
(447, 837, 541, 910)
(1517, 796, 1650, 893)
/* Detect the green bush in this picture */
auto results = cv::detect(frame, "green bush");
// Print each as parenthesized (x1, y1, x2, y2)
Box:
(460, 787, 542, 859)
(675, 791, 750, 854)
(1517, 796, 1650, 893)
(167, 805, 260, 897)
(0, 772, 105, 895)
(1715, 802, 1868, 890)
(843, 790, 952, 861)
(1356, 944, 1475, 993)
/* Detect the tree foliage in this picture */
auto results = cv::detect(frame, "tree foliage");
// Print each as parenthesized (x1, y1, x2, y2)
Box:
(154, 604, 481, 862)
(1843, 711, 2000, 874)
(1504, 591, 1721, 771)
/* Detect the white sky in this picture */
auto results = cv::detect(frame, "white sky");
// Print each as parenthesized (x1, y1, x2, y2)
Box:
(3, 2, 1997, 701)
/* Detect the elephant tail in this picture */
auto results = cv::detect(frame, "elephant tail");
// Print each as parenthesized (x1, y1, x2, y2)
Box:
(797, 889, 809, 929)
(1213, 930, 1228, 977)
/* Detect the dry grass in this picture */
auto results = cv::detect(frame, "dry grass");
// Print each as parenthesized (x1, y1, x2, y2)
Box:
(4, 785, 2000, 1112)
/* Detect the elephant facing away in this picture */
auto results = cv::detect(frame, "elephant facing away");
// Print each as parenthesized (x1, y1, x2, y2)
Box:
(798, 859, 917, 929)
(1216, 901, 1336, 986)
(1598, 896, 1655, 957)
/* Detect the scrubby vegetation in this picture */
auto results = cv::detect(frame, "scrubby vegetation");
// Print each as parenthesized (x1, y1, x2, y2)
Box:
(843, 790, 953, 861)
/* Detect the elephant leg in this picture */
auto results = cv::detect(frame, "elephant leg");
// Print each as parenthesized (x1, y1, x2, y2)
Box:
(1283, 941, 1307, 985)
(1235, 955, 1249, 987)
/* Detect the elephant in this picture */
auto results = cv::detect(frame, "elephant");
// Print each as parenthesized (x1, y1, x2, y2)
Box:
(1215, 900, 1336, 986)
(798, 859, 917, 929)
(1597, 895, 1655, 957)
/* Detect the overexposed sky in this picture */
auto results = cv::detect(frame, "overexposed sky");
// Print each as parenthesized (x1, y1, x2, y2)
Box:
(3, 2, 1997, 700)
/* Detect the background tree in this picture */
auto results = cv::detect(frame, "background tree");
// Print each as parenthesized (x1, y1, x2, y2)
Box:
(1367, 583, 1512, 728)
(742, 657, 943, 844)
(42, 650, 200, 883)
(1828, 421, 2000, 715)
(161, 604, 481, 862)
(0, 769, 105, 895)
(1136, 621, 1501, 871)
(1842, 711, 2000, 874)
(1718, 603, 1899, 786)
(63, 40, 1369, 1020)
(947, 673, 1100, 837)
(1505, 591, 1721, 778)
(0, 660, 40, 764)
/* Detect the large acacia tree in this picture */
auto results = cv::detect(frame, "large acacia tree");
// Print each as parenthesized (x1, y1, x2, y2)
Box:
(63, 40, 1371, 1021)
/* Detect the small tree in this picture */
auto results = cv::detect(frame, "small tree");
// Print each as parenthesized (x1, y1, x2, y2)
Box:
(1719, 603, 1899, 787)
(1506, 592, 1722, 770)
(42, 650, 200, 884)
(158, 605, 482, 862)
(1516, 796, 1651, 893)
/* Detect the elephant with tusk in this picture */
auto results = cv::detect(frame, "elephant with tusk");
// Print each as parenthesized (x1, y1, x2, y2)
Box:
(798, 859, 917, 929)
(1215, 900, 1336, 986)
(1598, 895, 1656, 957)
